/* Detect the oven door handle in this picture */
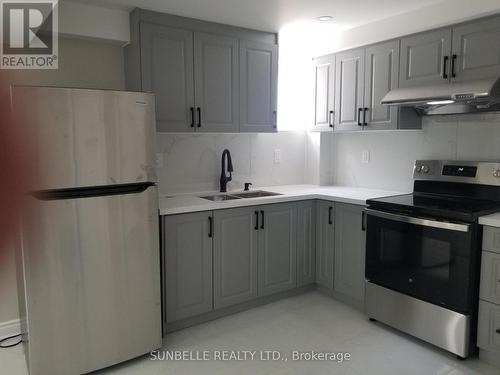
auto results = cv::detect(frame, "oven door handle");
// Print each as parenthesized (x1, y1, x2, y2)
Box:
(364, 209, 470, 233)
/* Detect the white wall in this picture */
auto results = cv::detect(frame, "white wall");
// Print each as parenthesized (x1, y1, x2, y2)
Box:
(336, 0, 500, 51)
(156, 132, 315, 195)
(327, 113, 500, 193)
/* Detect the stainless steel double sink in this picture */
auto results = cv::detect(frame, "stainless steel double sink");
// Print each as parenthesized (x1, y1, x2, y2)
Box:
(200, 190, 282, 202)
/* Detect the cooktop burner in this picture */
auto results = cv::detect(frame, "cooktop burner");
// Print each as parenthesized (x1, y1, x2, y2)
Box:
(367, 193, 500, 222)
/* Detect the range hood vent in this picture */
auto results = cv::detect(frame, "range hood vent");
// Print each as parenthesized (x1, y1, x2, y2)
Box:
(381, 78, 500, 115)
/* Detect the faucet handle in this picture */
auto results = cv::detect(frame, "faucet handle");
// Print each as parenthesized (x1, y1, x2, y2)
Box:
(244, 182, 252, 191)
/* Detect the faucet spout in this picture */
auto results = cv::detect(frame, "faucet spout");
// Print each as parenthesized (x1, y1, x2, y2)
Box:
(220, 149, 233, 192)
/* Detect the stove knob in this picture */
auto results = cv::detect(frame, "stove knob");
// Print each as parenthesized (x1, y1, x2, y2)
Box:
(494, 169, 500, 178)
(420, 165, 430, 174)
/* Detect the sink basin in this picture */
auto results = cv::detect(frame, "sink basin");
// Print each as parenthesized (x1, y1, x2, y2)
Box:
(231, 190, 282, 198)
(200, 194, 241, 202)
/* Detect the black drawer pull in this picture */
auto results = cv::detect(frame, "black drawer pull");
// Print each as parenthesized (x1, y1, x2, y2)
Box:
(496, 328, 500, 334)
(197, 107, 201, 127)
(357, 108, 363, 126)
(254, 211, 259, 231)
(208, 216, 213, 238)
(451, 54, 457, 78)
(260, 210, 265, 230)
(328, 206, 333, 225)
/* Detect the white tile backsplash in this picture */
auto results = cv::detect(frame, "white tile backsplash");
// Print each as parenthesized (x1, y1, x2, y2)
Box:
(156, 132, 309, 195)
(328, 113, 500, 192)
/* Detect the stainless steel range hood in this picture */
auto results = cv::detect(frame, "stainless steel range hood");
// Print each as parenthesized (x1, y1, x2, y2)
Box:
(381, 78, 500, 115)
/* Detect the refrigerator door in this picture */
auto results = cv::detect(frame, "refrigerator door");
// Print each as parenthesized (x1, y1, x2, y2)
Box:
(11, 86, 157, 190)
(19, 185, 162, 375)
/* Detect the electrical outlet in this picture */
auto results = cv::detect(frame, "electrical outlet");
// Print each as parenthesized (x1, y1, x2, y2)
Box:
(156, 153, 164, 169)
(274, 149, 281, 164)
(361, 150, 370, 164)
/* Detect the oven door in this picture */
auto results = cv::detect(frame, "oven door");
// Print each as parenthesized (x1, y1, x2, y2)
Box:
(365, 209, 478, 314)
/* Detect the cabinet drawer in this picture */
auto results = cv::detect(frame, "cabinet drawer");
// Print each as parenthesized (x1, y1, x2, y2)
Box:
(478, 300, 500, 353)
(480, 251, 500, 305)
(483, 226, 500, 254)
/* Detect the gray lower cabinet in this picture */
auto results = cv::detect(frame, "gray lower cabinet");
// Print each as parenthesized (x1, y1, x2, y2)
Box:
(194, 32, 239, 132)
(316, 201, 334, 289)
(313, 54, 335, 131)
(297, 201, 316, 286)
(451, 16, 500, 82)
(213, 206, 258, 309)
(334, 203, 366, 303)
(478, 300, 500, 355)
(164, 211, 213, 323)
(140, 23, 194, 132)
(239, 40, 278, 133)
(363, 40, 400, 130)
(399, 28, 452, 88)
(258, 203, 297, 296)
(335, 48, 365, 131)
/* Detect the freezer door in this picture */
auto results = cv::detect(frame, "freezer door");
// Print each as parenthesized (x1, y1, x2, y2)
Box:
(12, 86, 157, 190)
(20, 186, 162, 375)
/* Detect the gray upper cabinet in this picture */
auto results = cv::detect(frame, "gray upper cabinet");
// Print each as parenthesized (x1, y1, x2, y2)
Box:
(140, 23, 194, 132)
(194, 32, 239, 132)
(364, 41, 400, 130)
(452, 16, 500, 82)
(399, 28, 452, 88)
(213, 206, 258, 309)
(126, 9, 278, 133)
(316, 201, 334, 289)
(313, 54, 335, 131)
(258, 203, 297, 296)
(297, 201, 316, 287)
(335, 48, 365, 131)
(334, 203, 366, 303)
(164, 212, 213, 323)
(239, 40, 278, 133)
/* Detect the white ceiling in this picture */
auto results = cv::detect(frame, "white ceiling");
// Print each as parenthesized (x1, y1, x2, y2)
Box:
(73, 0, 446, 32)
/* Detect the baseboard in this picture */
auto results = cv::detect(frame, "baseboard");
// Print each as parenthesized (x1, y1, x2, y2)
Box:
(0, 319, 20, 339)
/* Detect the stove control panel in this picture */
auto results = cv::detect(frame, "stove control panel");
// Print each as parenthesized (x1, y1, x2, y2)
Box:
(414, 160, 500, 186)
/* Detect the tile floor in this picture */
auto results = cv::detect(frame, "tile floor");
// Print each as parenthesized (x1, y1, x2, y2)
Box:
(2, 292, 498, 375)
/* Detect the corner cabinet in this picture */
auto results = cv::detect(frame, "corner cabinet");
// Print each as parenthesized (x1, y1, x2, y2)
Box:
(297, 201, 316, 286)
(316, 201, 334, 289)
(126, 8, 278, 133)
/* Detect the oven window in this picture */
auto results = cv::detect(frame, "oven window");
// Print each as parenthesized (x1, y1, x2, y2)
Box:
(366, 214, 475, 314)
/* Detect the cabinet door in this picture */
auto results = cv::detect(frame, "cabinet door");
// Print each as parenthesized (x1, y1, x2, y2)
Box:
(258, 203, 297, 296)
(213, 207, 258, 309)
(240, 40, 278, 133)
(313, 54, 335, 131)
(478, 300, 500, 353)
(316, 201, 334, 289)
(164, 212, 212, 322)
(480, 251, 500, 305)
(452, 16, 500, 82)
(334, 203, 366, 303)
(399, 28, 452, 88)
(140, 23, 194, 132)
(364, 41, 400, 130)
(297, 201, 316, 286)
(194, 32, 239, 132)
(335, 48, 365, 131)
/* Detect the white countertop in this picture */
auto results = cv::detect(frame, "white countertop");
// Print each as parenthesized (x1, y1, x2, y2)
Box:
(158, 185, 404, 215)
(479, 212, 500, 227)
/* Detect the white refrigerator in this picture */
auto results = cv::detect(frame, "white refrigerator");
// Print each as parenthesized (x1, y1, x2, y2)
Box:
(12, 86, 162, 375)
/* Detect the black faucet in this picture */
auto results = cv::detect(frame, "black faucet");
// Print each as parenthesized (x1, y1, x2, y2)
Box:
(220, 149, 233, 192)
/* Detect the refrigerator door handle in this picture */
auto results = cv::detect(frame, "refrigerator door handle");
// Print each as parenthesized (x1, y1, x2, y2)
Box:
(33, 182, 156, 201)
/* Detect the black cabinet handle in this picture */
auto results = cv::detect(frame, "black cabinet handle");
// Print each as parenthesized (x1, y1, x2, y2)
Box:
(260, 210, 265, 230)
(208, 216, 213, 238)
(328, 206, 333, 225)
(358, 108, 363, 126)
(329, 110, 334, 128)
(443, 56, 449, 79)
(190, 107, 195, 127)
(273, 111, 277, 129)
(362, 211, 366, 231)
(254, 211, 259, 231)
(363, 107, 368, 126)
(451, 54, 457, 78)
(496, 328, 500, 334)
(197, 107, 201, 127)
